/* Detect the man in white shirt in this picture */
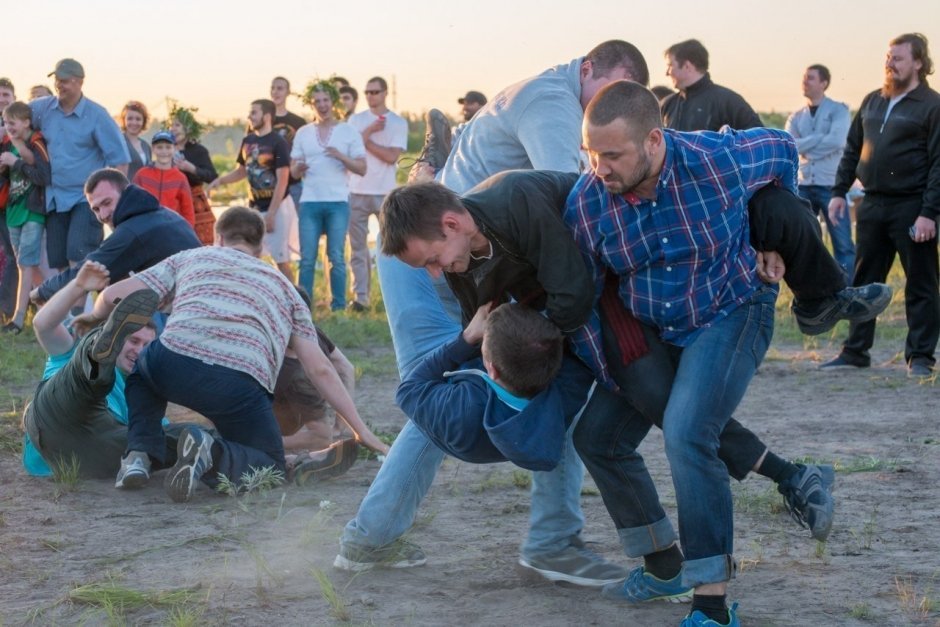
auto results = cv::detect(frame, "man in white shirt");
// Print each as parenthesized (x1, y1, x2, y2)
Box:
(346, 77, 408, 310)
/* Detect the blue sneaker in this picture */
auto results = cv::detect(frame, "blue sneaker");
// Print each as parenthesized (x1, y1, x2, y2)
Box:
(601, 566, 692, 603)
(164, 426, 215, 503)
(680, 602, 740, 626)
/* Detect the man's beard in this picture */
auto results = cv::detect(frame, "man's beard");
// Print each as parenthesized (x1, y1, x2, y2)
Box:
(882, 72, 914, 98)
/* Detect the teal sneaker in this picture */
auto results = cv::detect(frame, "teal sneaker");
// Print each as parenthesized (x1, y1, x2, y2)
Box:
(680, 602, 740, 626)
(601, 566, 692, 603)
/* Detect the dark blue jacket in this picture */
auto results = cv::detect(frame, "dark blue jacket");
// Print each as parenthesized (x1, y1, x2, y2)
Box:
(37, 184, 202, 300)
(397, 334, 595, 471)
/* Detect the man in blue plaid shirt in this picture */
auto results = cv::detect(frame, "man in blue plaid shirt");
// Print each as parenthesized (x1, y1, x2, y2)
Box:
(563, 80, 867, 627)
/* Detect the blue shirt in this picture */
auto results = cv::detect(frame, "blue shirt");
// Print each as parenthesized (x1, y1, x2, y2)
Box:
(563, 127, 797, 385)
(29, 95, 130, 212)
(22, 346, 128, 476)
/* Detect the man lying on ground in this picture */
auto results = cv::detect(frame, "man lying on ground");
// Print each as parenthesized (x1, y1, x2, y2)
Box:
(22, 260, 163, 478)
(82, 207, 388, 503)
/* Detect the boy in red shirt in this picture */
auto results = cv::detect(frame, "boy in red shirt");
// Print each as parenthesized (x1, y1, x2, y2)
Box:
(132, 131, 195, 227)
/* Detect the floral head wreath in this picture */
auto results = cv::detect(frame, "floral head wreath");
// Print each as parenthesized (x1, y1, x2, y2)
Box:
(301, 77, 345, 120)
(166, 100, 205, 142)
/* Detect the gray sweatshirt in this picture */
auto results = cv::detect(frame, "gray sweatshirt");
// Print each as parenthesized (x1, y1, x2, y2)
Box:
(439, 58, 585, 194)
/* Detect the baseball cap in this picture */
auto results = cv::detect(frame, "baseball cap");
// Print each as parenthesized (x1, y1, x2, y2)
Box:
(48, 58, 85, 80)
(457, 90, 487, 106)
(151, 130, 175, 145)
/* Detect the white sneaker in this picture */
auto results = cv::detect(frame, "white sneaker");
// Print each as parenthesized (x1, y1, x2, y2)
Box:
(115, 451, 151, 489)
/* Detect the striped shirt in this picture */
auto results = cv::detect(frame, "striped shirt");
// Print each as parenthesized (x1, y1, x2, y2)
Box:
(564, 127, 797, 384)
(135, 246, 317, 392)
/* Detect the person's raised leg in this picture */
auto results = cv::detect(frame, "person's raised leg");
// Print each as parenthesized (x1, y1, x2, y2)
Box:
(376, 253, 461, 376)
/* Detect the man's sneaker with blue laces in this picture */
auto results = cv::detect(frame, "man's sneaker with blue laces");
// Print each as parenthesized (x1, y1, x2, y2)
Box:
(680, 602, 740, 626)
(601, 566, 692, 603)
(164, 426, 215, 503)
(778, 463, 835, 541)
(518, 536, 627, 586)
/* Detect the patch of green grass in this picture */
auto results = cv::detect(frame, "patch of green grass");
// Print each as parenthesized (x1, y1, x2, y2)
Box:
(312, 567, 350, 622)
(511, 470, 531, 490)
(732, 481, 784, 516)
(849, 602, 872, 620)
(790, 455, 901, 474)
(0, 329, 46, 388)
(51, 453, 82, 497)
(68, 580, 197, 611)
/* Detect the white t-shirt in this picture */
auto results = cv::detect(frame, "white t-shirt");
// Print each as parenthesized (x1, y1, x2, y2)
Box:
(347, 110, 408, 195)
(291, 122, 366, 202)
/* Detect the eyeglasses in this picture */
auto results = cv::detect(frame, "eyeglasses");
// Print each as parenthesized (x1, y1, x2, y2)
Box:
(364, 90, 384, 95)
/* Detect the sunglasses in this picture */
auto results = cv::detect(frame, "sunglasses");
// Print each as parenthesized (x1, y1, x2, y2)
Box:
(364, 90, 384, 95)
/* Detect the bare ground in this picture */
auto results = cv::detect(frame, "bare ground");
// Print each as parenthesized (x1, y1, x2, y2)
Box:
(1, 343, 938, 626)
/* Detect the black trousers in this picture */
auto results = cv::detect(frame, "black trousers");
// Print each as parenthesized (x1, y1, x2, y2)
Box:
(747, 186, 848, 302)
(843, 195, 939, 366)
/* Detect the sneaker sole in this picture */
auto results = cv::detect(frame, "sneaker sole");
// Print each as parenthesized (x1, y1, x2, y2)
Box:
(91, 290, 159, 364)
(164, 429, 207, 503)
(294, 439, 359, 486)
(333, 553, 427, 572)
(517, 558, 623, 587)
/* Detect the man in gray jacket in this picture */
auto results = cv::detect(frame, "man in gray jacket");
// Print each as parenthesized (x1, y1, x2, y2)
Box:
(785, 64, 853, 278)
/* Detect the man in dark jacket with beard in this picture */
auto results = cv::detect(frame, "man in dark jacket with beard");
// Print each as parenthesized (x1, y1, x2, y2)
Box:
(32, 168, 202, 303)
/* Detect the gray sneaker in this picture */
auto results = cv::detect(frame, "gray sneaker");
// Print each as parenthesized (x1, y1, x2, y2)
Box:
(792, 283, 892, 336)
(115, 451, 151, 489)
(778, 463, 835, 541)
(518, 536, 628, 587)
(333, 539, 427, 571)
(416, 109, 452, 171)
(164, 426, 215, 503)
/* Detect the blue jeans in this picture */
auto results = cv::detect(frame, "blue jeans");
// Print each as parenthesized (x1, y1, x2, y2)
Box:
(44, 201, 103, 269)
(799, 185, 855, 282)
(572, 384, 677, 557)
(298, 201, 350, 310)
(341, 254, 586, 557)
(662, 287, 776, 588)
(126, 339, 286, 486)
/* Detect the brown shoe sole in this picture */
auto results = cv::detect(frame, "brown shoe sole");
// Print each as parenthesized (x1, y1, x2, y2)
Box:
(91, 289, 159, 364)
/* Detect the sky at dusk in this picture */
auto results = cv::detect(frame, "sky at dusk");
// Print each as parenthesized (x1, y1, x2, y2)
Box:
(4, 0, 938, 124)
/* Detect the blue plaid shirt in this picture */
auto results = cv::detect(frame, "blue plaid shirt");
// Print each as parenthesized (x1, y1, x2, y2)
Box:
(564, 127, 797, 384)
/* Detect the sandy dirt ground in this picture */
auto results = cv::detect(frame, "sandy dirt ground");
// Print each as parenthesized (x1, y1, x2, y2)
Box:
(1, 341, 938, 626)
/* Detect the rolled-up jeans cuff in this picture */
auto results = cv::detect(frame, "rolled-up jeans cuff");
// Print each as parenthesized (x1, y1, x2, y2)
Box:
(618, 516, 677, 558)
(682, 554, 737, 588)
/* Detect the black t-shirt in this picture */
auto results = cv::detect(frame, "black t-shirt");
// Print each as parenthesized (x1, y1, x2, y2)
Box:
(274, 111, 307, 187)
(273, 111, 307, 147)
(236, 132, 290, 211)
